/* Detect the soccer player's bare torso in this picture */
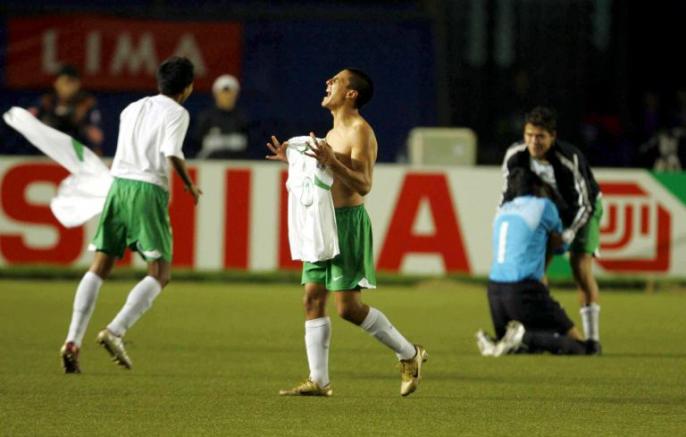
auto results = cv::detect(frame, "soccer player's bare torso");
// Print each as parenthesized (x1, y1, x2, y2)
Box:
(325, 118, 378, 208)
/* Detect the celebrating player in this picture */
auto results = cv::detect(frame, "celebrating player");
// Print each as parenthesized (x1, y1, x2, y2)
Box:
(478, 168, 596, 356)
(500, 107, 603, 354)
(267, 68, 427, 397)
(59, 56, 202, 373)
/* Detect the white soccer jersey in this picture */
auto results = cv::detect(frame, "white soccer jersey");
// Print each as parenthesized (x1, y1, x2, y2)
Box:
(110, 94, 189, 190)
(286, 136, 339, 262)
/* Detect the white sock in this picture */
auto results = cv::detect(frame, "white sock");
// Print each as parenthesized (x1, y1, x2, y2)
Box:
(360, 307, 416, 361)
(65, 272, 103, 347)
(107, 276, 162, 337)
(305, 317, 331, 387)
(580, 303, 601, 341)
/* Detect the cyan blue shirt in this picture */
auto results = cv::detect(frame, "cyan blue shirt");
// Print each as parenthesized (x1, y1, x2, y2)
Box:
(489, 196, 563, 282)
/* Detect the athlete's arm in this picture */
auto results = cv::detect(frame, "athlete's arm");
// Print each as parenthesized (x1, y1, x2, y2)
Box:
(306, 128, 374, 196)
(560, 151, 593, 243)
(168, 156, 202, 204)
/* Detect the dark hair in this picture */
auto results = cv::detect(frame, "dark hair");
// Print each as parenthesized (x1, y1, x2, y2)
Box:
(345, 68, 374, 109)
(57, 65, 80, 79)
(157, 56, 194, 96)
(525, 106, 557, 134)
(503, 168, 546, 202)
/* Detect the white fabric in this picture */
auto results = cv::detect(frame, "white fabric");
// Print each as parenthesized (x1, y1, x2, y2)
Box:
(286, 136, 339, 262)
(360, 307, 416, 361)
(65, 271, 103, 346)
(107, 276, 162, 337)
(529, 158, 559, 192)
(110, 95, 189, 190)
(3, 106, 113, 227)
(580, 303, 601, 341)
(51, 172, 114, 228)
(305, 317, 331, 387)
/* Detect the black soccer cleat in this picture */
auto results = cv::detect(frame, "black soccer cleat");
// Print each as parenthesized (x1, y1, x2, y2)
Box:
(586, 340, 602, 356)
(60, 342, 81, 374)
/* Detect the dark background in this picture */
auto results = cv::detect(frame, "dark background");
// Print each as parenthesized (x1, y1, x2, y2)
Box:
(1, 0, 684, 166)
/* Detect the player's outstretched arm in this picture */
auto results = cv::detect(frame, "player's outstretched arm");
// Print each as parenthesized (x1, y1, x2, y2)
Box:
(168, 156, 202, 205)
(266, 135, 288, 163)
(306, 129, 374, 196)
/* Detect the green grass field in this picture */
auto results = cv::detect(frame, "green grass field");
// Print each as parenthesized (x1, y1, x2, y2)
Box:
(1, 279, 685, 436)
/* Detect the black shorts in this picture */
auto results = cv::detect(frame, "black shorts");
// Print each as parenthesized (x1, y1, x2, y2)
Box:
(487, 280, 574, 340)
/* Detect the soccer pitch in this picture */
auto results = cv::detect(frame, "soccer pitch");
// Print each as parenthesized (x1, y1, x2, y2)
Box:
(1, 279, 684, 436)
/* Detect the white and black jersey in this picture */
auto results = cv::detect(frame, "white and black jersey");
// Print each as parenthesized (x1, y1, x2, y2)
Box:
(501, 140, 600, 238)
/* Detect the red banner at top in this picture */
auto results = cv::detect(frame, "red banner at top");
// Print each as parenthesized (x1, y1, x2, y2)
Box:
(6, 15, 242, 92)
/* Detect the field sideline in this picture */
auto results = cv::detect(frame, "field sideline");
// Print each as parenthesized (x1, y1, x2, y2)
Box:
(1, 279, 684, 436)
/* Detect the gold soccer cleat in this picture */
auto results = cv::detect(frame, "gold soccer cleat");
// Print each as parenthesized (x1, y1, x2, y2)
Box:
(96, 329, 133, 369)
(400, 344, 429, 397)
(279, 378, 333, 397)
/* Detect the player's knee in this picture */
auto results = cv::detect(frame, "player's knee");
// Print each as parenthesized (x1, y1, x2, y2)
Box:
(146, 260, 171, 288)
(89, 267, 110, 280)
(89, 254, 115, 279)
(151, 272, 170, 288)
(336, 304, 358, 322)
(303, 294, 325, 312)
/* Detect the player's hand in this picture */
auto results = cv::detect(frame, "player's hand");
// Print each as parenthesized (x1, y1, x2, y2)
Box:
(266, 136, 288, 163)
(186, 184, 203, 205)
(305, 132, 335, 165)
(561, 229, 576, 245)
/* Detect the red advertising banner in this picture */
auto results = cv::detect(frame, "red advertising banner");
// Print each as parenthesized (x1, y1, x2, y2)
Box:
(1, 158, 685, 277)
(6, 15, 242, 92)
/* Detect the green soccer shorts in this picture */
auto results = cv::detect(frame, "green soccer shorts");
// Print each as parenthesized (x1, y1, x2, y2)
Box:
(91, 177, 173, 262)
(570, 197, 603, 256)
(301, 204, 377, 291)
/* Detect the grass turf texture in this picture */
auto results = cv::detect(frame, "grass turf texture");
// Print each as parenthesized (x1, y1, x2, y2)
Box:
(1, 279, 684, 436)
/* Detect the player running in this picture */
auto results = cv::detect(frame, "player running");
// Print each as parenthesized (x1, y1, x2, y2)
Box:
(60, 56, 202, 373)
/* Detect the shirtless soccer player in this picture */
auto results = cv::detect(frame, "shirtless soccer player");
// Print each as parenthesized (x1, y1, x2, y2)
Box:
(267, 68, 427, 397)
(59, 56, 202, 373)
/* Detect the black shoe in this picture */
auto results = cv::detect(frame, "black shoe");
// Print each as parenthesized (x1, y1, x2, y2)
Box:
(60, 342, 81, 373)
(586, 340, 602, 356)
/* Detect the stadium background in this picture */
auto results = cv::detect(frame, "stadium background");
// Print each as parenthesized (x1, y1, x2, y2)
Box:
(2, 0, 685, 164)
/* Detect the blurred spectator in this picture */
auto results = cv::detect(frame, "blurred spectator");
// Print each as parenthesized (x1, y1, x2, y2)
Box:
(636, 89, 686, 170)
(638, 128, 686, 171)
(192, 74, 250, 159)
(29, 65, 104, 155)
